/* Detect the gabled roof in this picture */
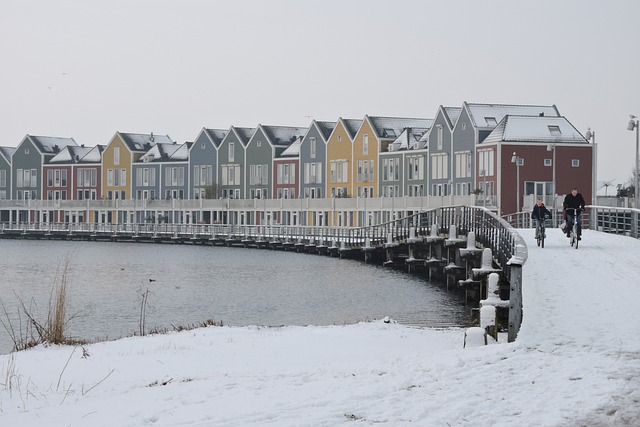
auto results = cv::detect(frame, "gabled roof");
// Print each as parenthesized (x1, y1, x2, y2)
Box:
(202, 128, 228, 147)
(278, 136, 303, 157)
(260, 125, 306, 147)
(229, 127, 256, 146)
(340, 118, 363, 139)
(387, 127, 431, 152)
(443, 107, 462, 129)
(482, 115, 588, 144)
(366, 116, 434, 140)
(26, 135, 77, 154)
(49, 145, 104, 164)
(314, 121, 338, 141)
(138, 142, 190, 162)
(0, 147, 16, 164)
(117, 132, 173, 151)
(464, 102, 560, 129)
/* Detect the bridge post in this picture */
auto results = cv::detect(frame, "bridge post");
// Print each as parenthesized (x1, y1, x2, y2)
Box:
(507, 244, 526, 343)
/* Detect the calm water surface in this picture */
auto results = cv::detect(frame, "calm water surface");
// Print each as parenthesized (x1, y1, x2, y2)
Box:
(0, 239, 471, 354)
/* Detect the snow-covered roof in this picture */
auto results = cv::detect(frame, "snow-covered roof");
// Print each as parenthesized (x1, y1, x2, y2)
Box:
(27, 135, 77, 154)
(387, 127, 430, 152)
(464, 103, 560, 129)
(231, 127, 256, 146)
(314, 121, 338, 141)
(118, 132, 173, 151)
(279, 136, 303, 157)
(443, 107, 462, 128)
(367, 116, 433, 140)
(340, 118, 363, 139)
(138, 142, 189, 162)
(202, 128, 227, 146)
(260, 125, 306, 147)
(0, 146, 16, 164)
(49, 145, 100, 164)
(482, 115, 588, 144)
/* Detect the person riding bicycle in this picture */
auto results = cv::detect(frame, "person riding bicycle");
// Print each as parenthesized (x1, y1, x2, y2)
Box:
(563, 187, 586, 240)
(531, 199, 552, 239)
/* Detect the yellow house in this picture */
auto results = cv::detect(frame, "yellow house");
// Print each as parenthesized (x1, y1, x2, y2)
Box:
(352, 116, 434, 198)
(325, 118, 362, 199)
(102, 132, 172, 223)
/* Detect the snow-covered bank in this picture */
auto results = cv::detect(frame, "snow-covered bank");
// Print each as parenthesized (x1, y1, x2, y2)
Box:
(1, 228, 640, 426)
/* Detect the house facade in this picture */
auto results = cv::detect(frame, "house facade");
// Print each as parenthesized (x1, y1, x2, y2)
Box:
(245, 125, 305, 200)
(326, 118, 362, 198)
(299, 120, 336, 199)
(481, 115, 593, 215)
(0, 147, 15, 201)
(218, 127, 254, 200)
(190, 128, 227, 200)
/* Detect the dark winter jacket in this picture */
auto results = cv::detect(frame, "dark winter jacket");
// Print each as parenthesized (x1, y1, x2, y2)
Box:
(531, 204, 552, 220)
(563, 192, 586, 213)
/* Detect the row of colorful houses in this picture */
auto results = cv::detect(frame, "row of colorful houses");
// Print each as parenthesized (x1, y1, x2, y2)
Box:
(0, 102, 595, 221)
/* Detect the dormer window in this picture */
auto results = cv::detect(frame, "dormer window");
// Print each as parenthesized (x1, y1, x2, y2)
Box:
(485, 117, 497, 126)
(548, 125, 562, 135)
(382, 128, 396, 138)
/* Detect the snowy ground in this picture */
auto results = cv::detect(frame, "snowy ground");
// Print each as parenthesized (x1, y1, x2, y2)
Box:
(1, 228, 640, 426)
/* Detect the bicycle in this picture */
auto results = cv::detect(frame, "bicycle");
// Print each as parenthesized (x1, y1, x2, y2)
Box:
(534, 217, 550, 248)
(565, 208, 581, 249)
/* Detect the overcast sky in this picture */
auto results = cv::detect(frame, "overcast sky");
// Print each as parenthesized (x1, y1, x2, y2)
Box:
(1, 0, 638, 186)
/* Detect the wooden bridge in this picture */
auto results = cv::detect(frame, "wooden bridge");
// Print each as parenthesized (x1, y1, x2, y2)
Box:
(1, 206, 527, 342)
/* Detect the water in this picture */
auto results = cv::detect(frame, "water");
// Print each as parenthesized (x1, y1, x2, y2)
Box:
(0, 239, 471, 354)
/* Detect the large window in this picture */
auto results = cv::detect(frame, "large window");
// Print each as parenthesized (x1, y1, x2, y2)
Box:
(0, 170, 5, 188)
(304, 162, 322, 184)
(363, 134, 369, 156)
(193, 165, 212, 186)
(330, 160, 348, 183)
(455, 151, 472, 178)
(357, 160, 374, 182)
(407, 155, 424, 181)
(228, 143, 234, 162)
(221, 165, 240, 185)
(478, 149, 495, 177)
(114, 147, 120, 166)
(382, 158, 400, 182)
(310, 138, 316, 159)
(431, 153, 448, 180)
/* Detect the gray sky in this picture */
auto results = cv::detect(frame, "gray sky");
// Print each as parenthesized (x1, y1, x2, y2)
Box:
(1, 0, 638, 186)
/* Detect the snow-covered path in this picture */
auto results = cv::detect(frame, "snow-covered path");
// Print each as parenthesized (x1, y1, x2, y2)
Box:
(1, 229, 639, 426)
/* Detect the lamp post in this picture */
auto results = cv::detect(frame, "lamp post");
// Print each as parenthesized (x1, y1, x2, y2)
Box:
(585, 128, 596, 207)
(511, 152, 523, 217)
(546, 144, 556, 226)
(627, 116, 639, 208)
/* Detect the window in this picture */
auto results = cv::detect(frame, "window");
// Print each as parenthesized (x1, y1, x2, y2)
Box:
(330, 160, 348, 183)
(257, 140, 262, 147)
(337, 135, 342, 143)
(30, 169, 37, 187)
(0, 170, 5, 187)
(544, 159, 552, 167)
(25, 148, 29, 155)
(478, 149, 495, 176)
(54, 170, 61, 187)
(572, 159, 580, 167)
(310, 137, 316, 159)
(229, 143, 234, 162)
(363, 134, 368, 156)
(462, 123, 466, 130)
(437, 125, 443, 150)
(431, 153, 448, 180)
(485, 117, 497, 126)
(407, 155, 424, 181)
(107, 169, 114, 186)
(357, 160, 374, 182)
(201, 142, 206, 149)
(48, 170, 54, 187)
(61, 170, 67, 187)
(120, 169, 127, 186)
(114, 147, 120, 166)
(548, 125, 562, 135)
(455, 151, 472, 178)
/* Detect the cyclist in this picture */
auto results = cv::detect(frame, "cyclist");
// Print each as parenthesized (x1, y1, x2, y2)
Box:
(563, 187, 586, 240)
(531, 199, 552, 239)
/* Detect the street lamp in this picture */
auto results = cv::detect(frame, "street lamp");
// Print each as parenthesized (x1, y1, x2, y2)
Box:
(585, 128, 596, 206)
(546, 144, 556, 226)
(627, 116, 639, 208)
(511, 152, 523, 216)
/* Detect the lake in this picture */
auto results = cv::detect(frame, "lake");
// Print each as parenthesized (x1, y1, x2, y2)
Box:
(0, 239, 471, 354)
